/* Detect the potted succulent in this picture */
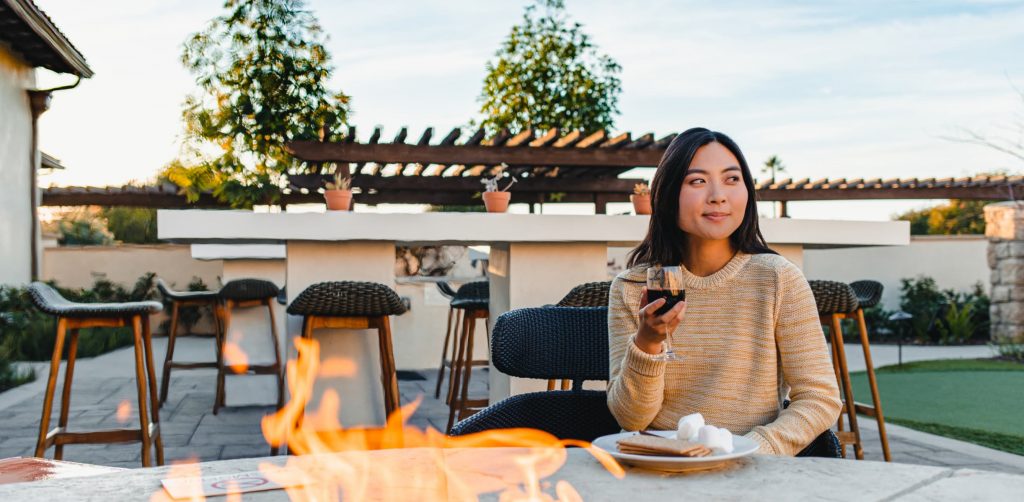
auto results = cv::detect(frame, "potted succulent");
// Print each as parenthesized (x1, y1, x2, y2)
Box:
(631, 181, 652, 215)
(480, 174, 517, 213)
(324, 171, 353, 211)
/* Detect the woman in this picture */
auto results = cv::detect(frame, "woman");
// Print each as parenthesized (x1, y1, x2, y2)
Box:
(607, 127, 841, 455)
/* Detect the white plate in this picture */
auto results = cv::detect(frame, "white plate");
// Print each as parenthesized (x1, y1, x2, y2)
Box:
(592, 430, 759, 472)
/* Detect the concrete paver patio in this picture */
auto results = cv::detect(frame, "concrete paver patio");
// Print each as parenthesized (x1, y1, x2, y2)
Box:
(0, 337, 1020, 473)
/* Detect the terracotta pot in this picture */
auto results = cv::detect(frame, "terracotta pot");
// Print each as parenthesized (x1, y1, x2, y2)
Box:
(631, 194, 652, 215)
(482, 191, 511, 213)
(324, 189, 353, 211)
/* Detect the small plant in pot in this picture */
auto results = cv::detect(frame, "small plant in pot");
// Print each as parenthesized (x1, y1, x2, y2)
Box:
(631, 181, 652, 215)
(324, 171, 353, 211)
(480, 173, 517, 213)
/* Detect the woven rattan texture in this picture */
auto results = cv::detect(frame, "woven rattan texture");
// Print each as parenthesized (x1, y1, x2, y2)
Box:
(450, 280, 488, 310)
(809, 280, 860, 315)
(218, 279, 280, 301)
(491, 307, 608, 381)
(556, 281, 612, 308)
(849, 280, 884, 309)
(28, 282, 162, 318)
(449, 391, 620, 441)
(156, 278, 219, 301)
(287, 281, 407, 317)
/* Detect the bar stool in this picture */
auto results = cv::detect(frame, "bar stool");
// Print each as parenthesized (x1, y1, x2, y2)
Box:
(549, 281, 612, 390)
(432, 282, 458, 399)
(27, 282, 165, 467)
(809, 280, 864, 460)
(849, 280, 892, 462)
(446, 281, 491, 433)
(156, 278, 222, 406)
(215, 279, 284, 416)
(287, 281, 408, 419)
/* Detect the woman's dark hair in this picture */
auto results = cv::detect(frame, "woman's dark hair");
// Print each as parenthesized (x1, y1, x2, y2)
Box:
(627, 127, 776, 268)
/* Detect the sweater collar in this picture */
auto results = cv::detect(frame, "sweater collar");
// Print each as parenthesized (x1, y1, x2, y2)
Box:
(622, 252, 752, 291)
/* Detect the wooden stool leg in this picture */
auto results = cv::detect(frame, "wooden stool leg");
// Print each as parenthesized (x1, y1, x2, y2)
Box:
(159, 302, 180, 406)
(214, 301, 231, 414)
(446, 312, 470, 433)
(54, 328, 79, 460)
(456, 313, 478, 424)
(267, 300, 284, 456)
(266, 300, 285, 411)
(141, 315, 165, 466)
(826, 321, 846, 458)
(35, 318, 68, 458)
(377, 316, 400, 420)
(131, 315, 154, 467)
(831, 315, 863, 460)
(434, 306, 455, 399)
(857, 308, 891, 461)
(445, 309, 464, 406)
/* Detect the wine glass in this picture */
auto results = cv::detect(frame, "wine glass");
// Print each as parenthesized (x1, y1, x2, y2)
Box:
(646, 266, 685, 361)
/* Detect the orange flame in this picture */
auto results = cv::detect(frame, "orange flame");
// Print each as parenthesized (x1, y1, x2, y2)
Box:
(116, 400, 131, 423)
(223, 342, 250, 374)
(255, 337, 623, 501)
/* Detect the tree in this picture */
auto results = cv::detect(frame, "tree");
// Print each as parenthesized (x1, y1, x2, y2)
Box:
(945, 81, 1024, 164)
(179, 0, 351, 208)
(895, 199, 992, 235)
(761, 155, 786, 183)
(476, 0, 622, 134)
(101, 207, 159, 244)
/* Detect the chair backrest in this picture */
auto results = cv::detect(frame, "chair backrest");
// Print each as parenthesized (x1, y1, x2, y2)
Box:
(491, 307, 608, 389)
(556, 281, 612, 308)
(808, 280, 859, 315)
(849, 280, 883, 309)
(436, 281, 457, 299)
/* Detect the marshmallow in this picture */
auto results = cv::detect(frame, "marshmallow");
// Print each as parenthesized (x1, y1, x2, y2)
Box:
(697, 425, 734, 454)
(676, 413, 705, 441)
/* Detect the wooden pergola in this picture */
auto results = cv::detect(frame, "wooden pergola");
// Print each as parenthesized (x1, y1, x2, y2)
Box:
(41, 126, 1024, 210)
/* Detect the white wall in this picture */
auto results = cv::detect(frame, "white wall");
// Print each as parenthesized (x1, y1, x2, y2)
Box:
(0, 45, 35, 286)
(803, 235, 989, 310)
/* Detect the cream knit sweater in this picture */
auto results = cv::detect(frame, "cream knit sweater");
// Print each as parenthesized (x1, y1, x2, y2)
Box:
(607, 252, 842, 456)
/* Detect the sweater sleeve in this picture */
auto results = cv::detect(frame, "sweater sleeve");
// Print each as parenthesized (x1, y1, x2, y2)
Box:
(606, 275, 667, 431)
(745, 262, 842, 455)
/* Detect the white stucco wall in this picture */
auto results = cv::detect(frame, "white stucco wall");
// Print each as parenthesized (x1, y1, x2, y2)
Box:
(803, 235, 989, 310)
(0, 45, 35, 286)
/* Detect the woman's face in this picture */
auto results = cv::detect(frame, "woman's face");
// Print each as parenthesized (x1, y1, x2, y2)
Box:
(676, 142, 748, 242)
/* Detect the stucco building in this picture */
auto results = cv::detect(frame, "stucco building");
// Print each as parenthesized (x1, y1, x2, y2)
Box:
(0, 0, 91, 285)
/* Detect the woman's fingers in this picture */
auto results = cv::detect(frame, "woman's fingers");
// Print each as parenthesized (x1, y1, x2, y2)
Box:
(640, 297, 666, 318)
(658, 300, 686, 323)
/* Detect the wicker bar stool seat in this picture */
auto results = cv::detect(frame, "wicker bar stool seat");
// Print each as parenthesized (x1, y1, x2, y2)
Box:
(441, 281, 492, 433)
(809, 279, 868, 461)
(156, 279, 222, 406)
(215, 279, 285, 419)
(28, 282, 165, 467)
(287, 281, 407, 419)
(850, 280, 884, 309)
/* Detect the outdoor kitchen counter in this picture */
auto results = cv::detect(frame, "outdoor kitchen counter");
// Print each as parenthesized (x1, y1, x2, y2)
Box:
(158, 210, 910, 426)
(2, 448, 1020, 500)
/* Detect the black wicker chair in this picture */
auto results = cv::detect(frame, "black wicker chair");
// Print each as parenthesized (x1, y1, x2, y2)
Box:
(450, 306, 842, 457)
(449, 307, 619, 441)
(555, 281, 612, 308)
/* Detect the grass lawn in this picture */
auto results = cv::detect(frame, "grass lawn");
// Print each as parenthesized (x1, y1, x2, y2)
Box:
(850, 359, 1024, 456)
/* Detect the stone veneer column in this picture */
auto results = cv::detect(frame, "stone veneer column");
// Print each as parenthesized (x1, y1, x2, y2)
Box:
(984, 201, 1024, 340)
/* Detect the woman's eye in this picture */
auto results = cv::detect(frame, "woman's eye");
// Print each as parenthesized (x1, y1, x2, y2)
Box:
(727, 176, 741, 182)
(689, 178, 706, 185)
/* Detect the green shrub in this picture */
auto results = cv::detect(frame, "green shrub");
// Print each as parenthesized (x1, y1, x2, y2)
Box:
(101, 207, 159, 244)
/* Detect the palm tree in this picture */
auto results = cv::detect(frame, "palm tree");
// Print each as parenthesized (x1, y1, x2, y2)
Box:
(762, 155, 786, 183)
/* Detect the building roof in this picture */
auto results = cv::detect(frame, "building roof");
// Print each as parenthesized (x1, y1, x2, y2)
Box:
(0, 0, 92, 77)
(40, 151, 64, 170)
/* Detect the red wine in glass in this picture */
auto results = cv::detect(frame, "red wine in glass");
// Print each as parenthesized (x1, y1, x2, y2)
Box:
(648, 288, 686, 316)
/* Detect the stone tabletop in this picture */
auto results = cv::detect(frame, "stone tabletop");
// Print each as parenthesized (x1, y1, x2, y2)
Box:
(2, 448, 1020, 501)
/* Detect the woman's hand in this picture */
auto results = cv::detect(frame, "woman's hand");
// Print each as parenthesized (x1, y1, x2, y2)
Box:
(634, 287, 687, 355)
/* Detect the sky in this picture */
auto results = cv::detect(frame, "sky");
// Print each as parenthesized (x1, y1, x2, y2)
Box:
(31, 0, 1024, 220)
